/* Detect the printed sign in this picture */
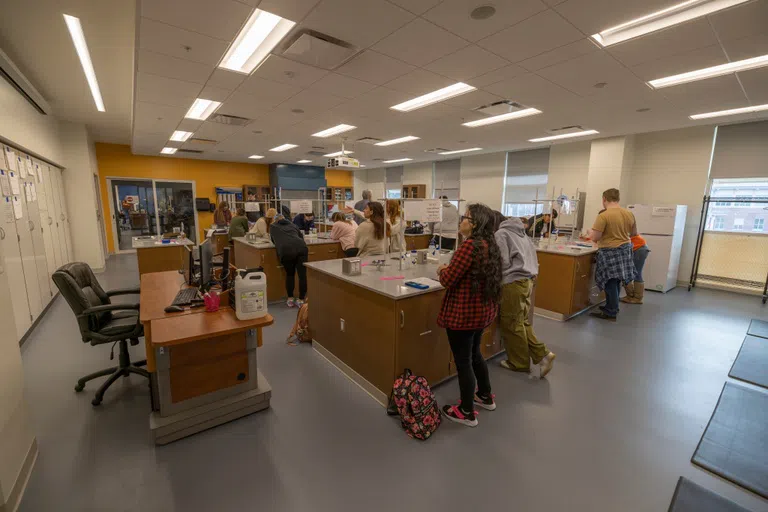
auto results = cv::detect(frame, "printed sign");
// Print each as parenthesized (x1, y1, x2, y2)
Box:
(652, 206, 676, 217)
(290, 200, 313, 214)
(244, 202, 260, 212)
(404, 199, 442, 222)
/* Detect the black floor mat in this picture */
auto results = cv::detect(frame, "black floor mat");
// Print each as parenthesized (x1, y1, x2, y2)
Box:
(668, 477, 751, 512)
(729, 335, 768, 389)
(692, 382, 768, 499)
(747, 319, 768, 339)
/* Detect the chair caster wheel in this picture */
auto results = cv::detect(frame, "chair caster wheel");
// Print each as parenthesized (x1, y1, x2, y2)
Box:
(75, 383, 85, 392)
(91, 397, 102, 406)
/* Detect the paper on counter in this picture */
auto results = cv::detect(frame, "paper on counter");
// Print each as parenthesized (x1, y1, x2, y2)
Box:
(13, 195, 22, 219)
(9, 171, 20, 195)
(0, 170, 10, 197)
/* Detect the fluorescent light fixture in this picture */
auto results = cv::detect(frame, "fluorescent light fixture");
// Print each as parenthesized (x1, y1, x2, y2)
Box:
(360, 164, 366, 168)
(63, 14, 105, 112)
(270, 144, 298, 152)
(185, 98, 222, 120)
(170, 130, 193, 142)
(219, 9, 296, 74)
(689, 103, 768, 120)
(323, 150, 354, 157)
(528, 130, 599, 142)
(248, 154, 264, 159)
(591, 0, 751, 47)
(161, 147, 177, 155)
(375, 135, 420, 146)
(391, 83, 476, 112)
(312, 124, 356, 138)
(383, 158, 412, 163)
(462, 108, 542, 127)
(297, 159, 313, 163)
(648, 54, 768, 89)
(439, 147, 483, 155)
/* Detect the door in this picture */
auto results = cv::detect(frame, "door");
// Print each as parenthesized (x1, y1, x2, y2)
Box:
(154, 180, 198, 243)
(14, 181, 43, 320)
(108, 178, 157, 252)
(49, 168, 70, 265)
(41, 165, 63, 270)
(1, 197, 32, 340)
(54, 169, 74, 263)
(35, 164, 57, 293)
(94, 174, 108, 260)
(22, 162, 52, 306)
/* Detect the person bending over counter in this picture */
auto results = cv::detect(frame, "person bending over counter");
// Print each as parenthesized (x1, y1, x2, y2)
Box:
(354, 202, 388, 257)
(387, 200, 405, 253)
(330, 212, 358, 257)
(228, 207, 249, 241)
(293, 212, 315, 234)
(249, 208, 276, 237)
(213, 201, 231, 227)
(526, 209, 557, 238)
(270, 215, 308, 308)
(437, 203, 500, 427)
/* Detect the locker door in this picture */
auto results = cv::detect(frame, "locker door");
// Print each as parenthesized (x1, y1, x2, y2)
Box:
(49, 168, 69, 265)
(54, 169, 74, 263)
(25, 163, 53, 305)
(41, 166, 62, 270)
(1, 197, 32, 340)
(14, 180, 43, 321)
(35, 164, 57, 289)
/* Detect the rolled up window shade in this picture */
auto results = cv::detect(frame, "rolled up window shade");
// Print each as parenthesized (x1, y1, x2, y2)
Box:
(710, 120, 768, 179)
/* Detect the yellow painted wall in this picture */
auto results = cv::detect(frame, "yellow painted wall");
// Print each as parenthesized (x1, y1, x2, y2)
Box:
(325, 169, 353, 187)
(95, 143, 269, 252)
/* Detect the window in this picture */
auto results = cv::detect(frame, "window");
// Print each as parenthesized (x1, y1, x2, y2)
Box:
(755, 218, 765, 231)
(386, 189, 401, 199)
(713, 216, 725, 230)
(707, 178, 768, 233)
(715, 200, 732, 206)
(733, 218, 744, 231)
(735, 195, 752, 207)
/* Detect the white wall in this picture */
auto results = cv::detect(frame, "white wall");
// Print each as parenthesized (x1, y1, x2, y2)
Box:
(403, 161, 433, 196)
(626, 125, 716, 283)
(364, 168, 386, 203)
(583, 136, 634, 227)
(460, 151, 506, 210)
(352, 169, 368, 203)
(59, 122, 106, 271)
(546, 141, 591, 198)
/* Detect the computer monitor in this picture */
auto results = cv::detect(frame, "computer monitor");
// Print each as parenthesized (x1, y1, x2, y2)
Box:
(181, 245, 195, 285)
(199, 239, 213, 287)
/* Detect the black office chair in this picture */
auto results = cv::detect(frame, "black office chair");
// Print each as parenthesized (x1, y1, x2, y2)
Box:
(52, 262, 150, 406)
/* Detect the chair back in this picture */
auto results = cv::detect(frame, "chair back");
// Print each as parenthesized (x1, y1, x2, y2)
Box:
(52, 262, 111, 338)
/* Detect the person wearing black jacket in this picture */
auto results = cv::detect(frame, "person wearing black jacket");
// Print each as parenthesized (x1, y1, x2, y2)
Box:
(270, 216, 309, 307)
(526, 210, 558, 238)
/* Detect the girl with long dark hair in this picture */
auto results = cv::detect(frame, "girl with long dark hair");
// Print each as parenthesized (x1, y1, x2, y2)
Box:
(354, 202, 388, 256)
(437, 203, 502, 427)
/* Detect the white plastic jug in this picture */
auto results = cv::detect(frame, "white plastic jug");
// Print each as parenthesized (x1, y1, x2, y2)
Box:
(234, 271, 268, 320)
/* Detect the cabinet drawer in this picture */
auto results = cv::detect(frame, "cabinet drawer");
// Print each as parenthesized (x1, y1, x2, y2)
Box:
(169, 352, 249, 403)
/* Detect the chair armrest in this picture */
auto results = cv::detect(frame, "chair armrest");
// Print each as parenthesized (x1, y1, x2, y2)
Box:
(78, 303, 140, 317)
(106, 287, 140, 297)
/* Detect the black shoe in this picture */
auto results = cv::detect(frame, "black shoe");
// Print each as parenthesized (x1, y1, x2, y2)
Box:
(590, 310, 617, 321)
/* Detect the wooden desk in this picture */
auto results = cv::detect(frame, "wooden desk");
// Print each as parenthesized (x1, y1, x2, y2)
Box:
(140, 271, 274, 444)
(133, 237, 194, 276)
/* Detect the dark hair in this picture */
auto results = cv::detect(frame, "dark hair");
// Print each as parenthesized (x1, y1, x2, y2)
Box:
(466, 203, 502, 302)
(492, 210, 505, 232)
(367, 202, 386, 240)
(305, 212, 314, 218)
(236, 207, 246, 216)
(332, 211, 351, 224)
(549, 209, 558, 219)
(603, 188, 620, 203)
(440, 195, 448, 200)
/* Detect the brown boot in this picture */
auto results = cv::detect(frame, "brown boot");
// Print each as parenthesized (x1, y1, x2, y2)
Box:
(620, 281, 635, 303)
(632, 282, 644, 304)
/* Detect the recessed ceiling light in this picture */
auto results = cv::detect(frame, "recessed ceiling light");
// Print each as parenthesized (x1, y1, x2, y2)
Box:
(439, 147, 483, 155)
(528, 130, 599, 142)
(462, 108, 542, 127)
(170, 130, 193, 142)
(185, 98, 222, 120)
(297, 159, 313, 163)
(161, 147, 177, 155)
(270, 144, 298, 152)
(360, 164, 366, 167)
(391, 83, 476, 112)
(375, 136, 420, 146)
(63, 14, 105, 112)
(249, 154, 264, 159)
(591, 0, 752, 47)
(648, 54, 768, 89)
(689, 103, 768, 120)
(383, 158, 412, 163)
(218, 8, 296, 74)
(312, 124, 357, 138)
(324, 150, 354, 157)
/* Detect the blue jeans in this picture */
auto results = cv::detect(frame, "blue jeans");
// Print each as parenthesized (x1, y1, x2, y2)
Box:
(604, 279, 621, 317)
(633, 245, 650, 282)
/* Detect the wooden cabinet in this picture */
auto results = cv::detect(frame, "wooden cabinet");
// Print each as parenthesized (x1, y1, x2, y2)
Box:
(242, 185, 270, 202)
(402, 184, 427, 199)
(405, 234, 431, 250)
(535, 251, 596, 319)
(396, 292, 452, 385)
(307, 243, 341, 262)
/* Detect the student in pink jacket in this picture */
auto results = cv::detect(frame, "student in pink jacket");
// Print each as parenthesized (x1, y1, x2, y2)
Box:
(329, 212, 358, 257)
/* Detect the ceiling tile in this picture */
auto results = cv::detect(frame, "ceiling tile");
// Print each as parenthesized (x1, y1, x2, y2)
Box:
(134, 102, 187, 134)
(739, 67, 768, 104)
(659, 75, 748, 113)
(553, 0, 676, 36)
(483, 72, 581, 109)
(135, 72, 203, 108)
(236, 75, 303, 105)
(137, 49, 214, 85)
(471, 64, 528, 87)
(336, 51, 415, 85)
(132, 131, 169, 151)
(255, 0, 322, 21)
(309, 73, 377, 99)
(385, 69, 458, 95)
(425, 44, 509, 81)
(372, 18, 468, 67)
(424, 0, 548, 42)
(477, 9, 583, 63)
(139, 17, 230, 66)
(279, 88, 346, 113)
(518, 39, 598, 71)
(708, 0, 768, 44)
(387, 0, 442, 15)
(254, 55, 329, 87)
(217, 90, 279, 119)
(302, 0, 414, 48)
(720, 33, 768, 61)
(443, 89, 503, 110)
(205, 69, 247, 90)
(630, 44, 728, 82)
(140, 0, 252, 41)
(198, 85, 234, 102)
(192, 121, 243, 141)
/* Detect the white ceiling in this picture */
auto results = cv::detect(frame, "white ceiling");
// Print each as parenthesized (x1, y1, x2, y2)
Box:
(3, 0, 767, 167)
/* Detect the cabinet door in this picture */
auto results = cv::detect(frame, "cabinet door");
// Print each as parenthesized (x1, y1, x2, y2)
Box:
(480, 322, 503, 359)
(395, 292, 452, 385)
(41, 166, 63, 270)
(0, 203, 32, 340)
(49, 168, 70, 265)
(14, 182, 43, 320)
(53, 169, 73, 263)
(570, 255, 594, 315)
(22, 169, 53, 306)
(36, 166, 59, 283)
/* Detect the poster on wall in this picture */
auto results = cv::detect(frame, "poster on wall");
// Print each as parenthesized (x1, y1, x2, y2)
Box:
(244, 202, 260, 212)
(290, 200, 313, 214)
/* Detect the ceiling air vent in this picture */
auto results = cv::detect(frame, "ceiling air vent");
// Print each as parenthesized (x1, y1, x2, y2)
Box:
(306, 150, 327, 157)
(188, 137, 217, 144)
(177, 149, 204, 154)
(472, 100, 527, 117)
(209, 114, 252, 127)
(423, 148, 450, 154)
(280, 30, 358, 70)
(356, 137, 382, 145)
(545, 125, 585, 136)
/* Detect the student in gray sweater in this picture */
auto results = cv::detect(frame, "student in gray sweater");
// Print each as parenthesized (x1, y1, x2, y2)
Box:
(494, 215, 556, 378)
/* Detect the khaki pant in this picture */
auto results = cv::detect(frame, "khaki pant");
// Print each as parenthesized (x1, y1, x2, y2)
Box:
(500, 279, 548, 370)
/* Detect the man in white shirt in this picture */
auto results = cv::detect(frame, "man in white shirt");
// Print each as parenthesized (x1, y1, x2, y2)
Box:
(432, 196, 459, 250)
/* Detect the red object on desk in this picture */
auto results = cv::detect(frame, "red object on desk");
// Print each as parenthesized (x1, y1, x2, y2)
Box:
(204, 292, 220, 312)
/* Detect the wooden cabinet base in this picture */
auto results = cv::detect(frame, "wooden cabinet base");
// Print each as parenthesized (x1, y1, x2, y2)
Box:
(534, 251, 600, 321)
(136, 246, 186, 276)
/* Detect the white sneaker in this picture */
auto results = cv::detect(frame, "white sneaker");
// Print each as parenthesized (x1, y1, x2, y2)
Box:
(295, 299, 305, 307)
(539, 352, 556, 379)
(286, 298, 296, 308)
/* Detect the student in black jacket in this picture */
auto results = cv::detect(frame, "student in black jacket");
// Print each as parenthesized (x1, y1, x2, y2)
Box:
(293, 212, 315, 233)
(270, 215, 309, 307)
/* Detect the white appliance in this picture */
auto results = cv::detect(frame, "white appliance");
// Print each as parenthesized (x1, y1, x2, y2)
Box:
(627, 204, 687, 293)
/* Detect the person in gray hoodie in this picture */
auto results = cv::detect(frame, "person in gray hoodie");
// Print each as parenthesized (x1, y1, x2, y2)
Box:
(494, 215, 556, 378)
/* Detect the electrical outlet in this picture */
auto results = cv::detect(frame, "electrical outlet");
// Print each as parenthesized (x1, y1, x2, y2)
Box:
(340, 318, 345, 332)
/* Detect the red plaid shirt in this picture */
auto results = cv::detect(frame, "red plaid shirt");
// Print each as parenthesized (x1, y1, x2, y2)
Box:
(437, 239, 498, 330)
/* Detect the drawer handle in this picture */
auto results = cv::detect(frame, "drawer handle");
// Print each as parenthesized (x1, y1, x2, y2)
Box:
(400, 310, 405, 328)
(419, 330, 432, 336)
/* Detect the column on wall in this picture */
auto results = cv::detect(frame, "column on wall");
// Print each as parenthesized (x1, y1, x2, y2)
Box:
(583, 136, 635, 229)
(434, 159, 461, 200)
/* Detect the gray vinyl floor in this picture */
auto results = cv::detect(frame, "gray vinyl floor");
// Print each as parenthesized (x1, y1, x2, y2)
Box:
(18, 254, 768, 512)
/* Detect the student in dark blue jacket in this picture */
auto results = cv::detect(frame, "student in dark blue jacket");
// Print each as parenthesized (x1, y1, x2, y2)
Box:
(271, 216, 309, 307)
(293, 212, 315, 234)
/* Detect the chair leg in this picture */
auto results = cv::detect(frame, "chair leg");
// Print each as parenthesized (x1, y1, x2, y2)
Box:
(75, 367, 118, 392)
(125, 366, 150, 379)
(92, 369, 125, 406)
(79, 339, 150, 406)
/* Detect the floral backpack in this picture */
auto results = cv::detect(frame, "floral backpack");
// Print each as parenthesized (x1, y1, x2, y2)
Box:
(388, 369, 441, 440)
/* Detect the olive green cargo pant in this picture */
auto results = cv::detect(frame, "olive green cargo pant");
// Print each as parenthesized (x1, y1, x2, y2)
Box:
(500, 278, 548, 370)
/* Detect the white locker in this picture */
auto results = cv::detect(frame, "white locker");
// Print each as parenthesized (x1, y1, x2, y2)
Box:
(41, 165, 63, 270)
(23, 163, 53, 305)
(0, 197, 32, 339)
(49, 168, 69, 265)
(14, 172, 43, 320)
(53, 169, 73, 263)
(36, 164, 58, 287)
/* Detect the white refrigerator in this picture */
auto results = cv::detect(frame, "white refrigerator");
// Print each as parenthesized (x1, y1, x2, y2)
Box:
(627, 204, 687, 293)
